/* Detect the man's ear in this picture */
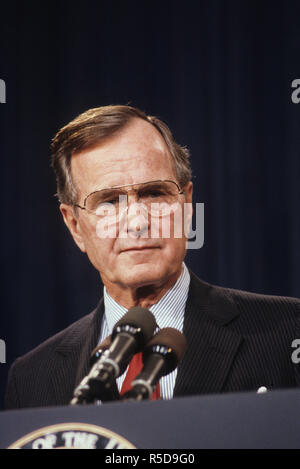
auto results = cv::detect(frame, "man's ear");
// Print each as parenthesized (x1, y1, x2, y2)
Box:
(184, 181, 193, 204)
(59, 203, 87, 253)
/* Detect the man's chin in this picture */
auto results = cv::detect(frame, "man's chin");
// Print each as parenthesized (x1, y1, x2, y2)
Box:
(118, 263, 168, 289)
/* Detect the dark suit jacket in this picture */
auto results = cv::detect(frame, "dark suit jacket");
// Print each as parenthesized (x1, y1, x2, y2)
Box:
(5, 272, 300, 409)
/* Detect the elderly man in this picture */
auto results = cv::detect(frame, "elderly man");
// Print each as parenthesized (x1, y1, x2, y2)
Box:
(5, 105, 300, 409)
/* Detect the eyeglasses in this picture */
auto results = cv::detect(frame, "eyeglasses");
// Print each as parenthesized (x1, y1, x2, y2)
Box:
(74, 179, 184, 218)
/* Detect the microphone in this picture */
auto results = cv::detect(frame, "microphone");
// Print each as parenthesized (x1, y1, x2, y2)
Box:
(70, 307, 156, 405)
(122, 327, 187, 402)
(71, 335, 113, 405)
(89, 335, 112, 367)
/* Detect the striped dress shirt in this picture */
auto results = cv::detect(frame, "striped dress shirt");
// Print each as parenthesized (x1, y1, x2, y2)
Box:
(98, 263, 190, 399)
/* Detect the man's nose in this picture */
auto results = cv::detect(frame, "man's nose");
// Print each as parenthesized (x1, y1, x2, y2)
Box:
(126, 195, 150, 237)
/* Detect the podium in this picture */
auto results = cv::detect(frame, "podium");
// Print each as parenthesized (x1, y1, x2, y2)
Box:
(1, 389, 300, 448)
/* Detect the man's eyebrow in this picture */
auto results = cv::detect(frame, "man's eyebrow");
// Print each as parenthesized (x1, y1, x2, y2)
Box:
(86, 185, 126, 196)
(87, 180, 169, 195)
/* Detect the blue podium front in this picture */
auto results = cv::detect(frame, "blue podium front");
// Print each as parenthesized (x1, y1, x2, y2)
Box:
(1, 389, 300, 448)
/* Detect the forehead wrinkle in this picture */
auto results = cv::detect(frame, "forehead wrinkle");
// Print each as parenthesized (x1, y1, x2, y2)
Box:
(73, 151, 175, 195)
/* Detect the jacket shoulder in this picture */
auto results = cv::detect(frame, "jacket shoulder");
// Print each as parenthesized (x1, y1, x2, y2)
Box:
(4, 305, 102, 409)
(189, 270, 300, 323)
(15, 308, 98, 364)
(224, 284, 300, 315)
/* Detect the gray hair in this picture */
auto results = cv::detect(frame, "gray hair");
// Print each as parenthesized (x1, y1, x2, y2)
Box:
(51, 105, 192, 205)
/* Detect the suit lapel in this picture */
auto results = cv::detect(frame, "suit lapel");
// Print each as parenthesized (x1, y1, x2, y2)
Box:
(174, 273, 243, 396)
(51, 299, 105, 405)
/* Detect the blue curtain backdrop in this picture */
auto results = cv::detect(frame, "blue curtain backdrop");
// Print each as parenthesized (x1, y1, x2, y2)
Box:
(1, 0, 300, 408)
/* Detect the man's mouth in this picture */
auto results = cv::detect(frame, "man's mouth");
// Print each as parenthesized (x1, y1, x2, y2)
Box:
(121, 245, 160, 253)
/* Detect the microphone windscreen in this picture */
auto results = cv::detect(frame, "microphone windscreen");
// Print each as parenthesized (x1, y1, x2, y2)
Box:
(113, 307, 157, 345)
(146, 327, 187, 362)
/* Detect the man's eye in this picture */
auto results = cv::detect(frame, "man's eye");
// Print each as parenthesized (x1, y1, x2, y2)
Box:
(141, 189, 164, 198)
(151, 191, 164, 198)
(99, 198, 118, 205)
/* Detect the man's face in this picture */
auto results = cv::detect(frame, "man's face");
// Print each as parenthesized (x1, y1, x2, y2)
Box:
(60, 118, 193, 291)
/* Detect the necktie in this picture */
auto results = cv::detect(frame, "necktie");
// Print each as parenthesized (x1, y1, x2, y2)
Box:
(120, 352, 161, 400)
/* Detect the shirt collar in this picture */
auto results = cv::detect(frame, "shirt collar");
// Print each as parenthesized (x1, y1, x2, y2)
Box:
(103, 263, 190, 333)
